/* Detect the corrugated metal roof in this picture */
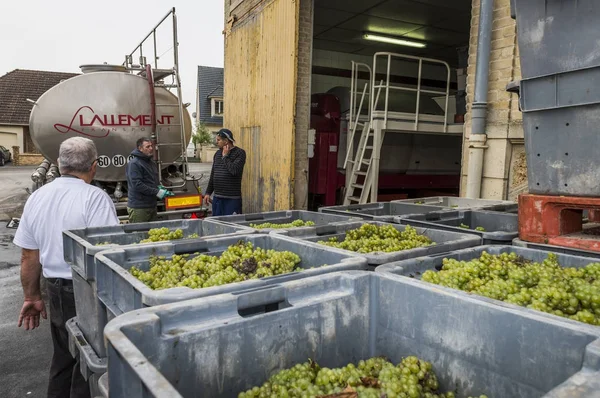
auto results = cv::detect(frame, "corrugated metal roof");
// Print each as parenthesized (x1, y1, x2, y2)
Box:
(197, 66, 224, 125)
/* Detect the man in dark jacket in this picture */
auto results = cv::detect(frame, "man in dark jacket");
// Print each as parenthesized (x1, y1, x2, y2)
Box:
(126, 137, 172, 223)
(203, 129, 246, 216)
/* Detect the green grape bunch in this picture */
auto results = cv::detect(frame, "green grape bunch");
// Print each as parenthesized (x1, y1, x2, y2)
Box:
(421, 251, 600, 326)
(238, 356, 488, 398)
(138, 227, 200, 244)
(250, 219, 316, 229)
(139, 227, 185, 243)
(318, 224, 434, 254)
(129, 241, 302, 290)
(458, 224, 485, 232)
(94, 228, 199, 246)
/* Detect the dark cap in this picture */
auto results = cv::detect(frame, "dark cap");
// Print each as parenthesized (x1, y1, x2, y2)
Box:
(216, 128, 235, 143)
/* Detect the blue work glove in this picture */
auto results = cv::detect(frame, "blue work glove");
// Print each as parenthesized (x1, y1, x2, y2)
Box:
(158, 185, 175, 195)
(156, 187, 174, 199)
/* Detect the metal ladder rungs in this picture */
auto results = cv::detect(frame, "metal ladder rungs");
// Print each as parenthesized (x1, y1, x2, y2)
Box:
(355, 171, 367, 176)
(348, 196, 361, 202)
(361, 159, 371, 165)
(350, 184, 364, 189)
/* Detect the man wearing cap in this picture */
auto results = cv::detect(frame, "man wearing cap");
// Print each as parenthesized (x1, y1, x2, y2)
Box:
(203, 128, 246, 216)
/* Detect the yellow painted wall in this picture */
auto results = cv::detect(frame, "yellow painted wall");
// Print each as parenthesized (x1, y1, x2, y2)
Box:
(224, 0, 299, 213)
(0, 125, 24, 156)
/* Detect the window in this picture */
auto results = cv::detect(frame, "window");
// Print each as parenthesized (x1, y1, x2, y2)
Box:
(211, 98, 224, 117)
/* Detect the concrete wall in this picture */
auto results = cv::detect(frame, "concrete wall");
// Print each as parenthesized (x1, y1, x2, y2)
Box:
(0, 125, 24, 157)
(460, 0, 526, 200)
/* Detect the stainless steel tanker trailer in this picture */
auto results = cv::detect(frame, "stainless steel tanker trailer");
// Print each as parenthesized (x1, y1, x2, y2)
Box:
(27, 8, 206, 221)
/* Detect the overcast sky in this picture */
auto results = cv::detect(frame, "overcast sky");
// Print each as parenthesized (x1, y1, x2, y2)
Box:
(0, 0, 224, 120)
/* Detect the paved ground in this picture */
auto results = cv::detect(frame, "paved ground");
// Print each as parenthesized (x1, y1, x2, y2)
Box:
(0, 162, 213, 221)
(0, 225, 52, 398)
(0, 165, 33, 221)
(0, 161, 213, 397)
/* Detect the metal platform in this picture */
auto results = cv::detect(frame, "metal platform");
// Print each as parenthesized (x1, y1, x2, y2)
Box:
(343, 52, 463, 204)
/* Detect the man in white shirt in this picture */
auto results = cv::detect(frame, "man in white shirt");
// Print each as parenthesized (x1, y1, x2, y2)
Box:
(13, 137, 119, 398)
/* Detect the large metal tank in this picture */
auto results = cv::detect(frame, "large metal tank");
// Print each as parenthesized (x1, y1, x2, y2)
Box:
(29, 67, 192, 182)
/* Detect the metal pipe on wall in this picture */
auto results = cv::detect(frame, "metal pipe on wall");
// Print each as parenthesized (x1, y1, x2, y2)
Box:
(465, 0, 494, 199)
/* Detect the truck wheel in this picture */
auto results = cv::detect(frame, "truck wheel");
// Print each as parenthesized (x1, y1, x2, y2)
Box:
(0, 155, 5, 167)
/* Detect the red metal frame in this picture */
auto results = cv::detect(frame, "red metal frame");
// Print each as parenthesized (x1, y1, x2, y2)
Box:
(519, 194, 600, 253)
(309, 94, 341, 207)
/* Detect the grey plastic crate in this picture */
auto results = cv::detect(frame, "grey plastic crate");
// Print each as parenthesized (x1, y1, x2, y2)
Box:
(94, 234, 367, 357)
(98, 373, 108, 398)
(512, 0, 600, 79)
(66, 318, 106, 397)
(207, 210, 360, 232)
(63, 219, 253, 358)
(376, 245, 600, 326)
(394, 196, 517, 210)
(512, 1, 600, 196)
(104, 271, 600, 398)
(398, 209, 519, 245)
(513, 238, 600, 259)
(318, 201, 449, 222)
(63, 218, 253, 281)
(271, 221, 481, 265)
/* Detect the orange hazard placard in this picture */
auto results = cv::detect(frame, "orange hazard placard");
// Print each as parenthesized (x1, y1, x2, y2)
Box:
(165, 194, 202, 210)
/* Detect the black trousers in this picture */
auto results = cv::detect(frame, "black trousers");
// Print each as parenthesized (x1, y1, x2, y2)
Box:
(46, 278, 90, 398)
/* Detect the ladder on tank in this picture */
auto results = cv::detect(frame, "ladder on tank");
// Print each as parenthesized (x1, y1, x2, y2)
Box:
(342, 62, 382, 205)
(123, 7, 189, 190)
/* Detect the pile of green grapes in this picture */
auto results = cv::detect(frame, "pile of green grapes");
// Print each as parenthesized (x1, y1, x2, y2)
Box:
(318, 224, 434, 254)
(422, 251, 600, 326)
(139, 227, 185, 243)
(129, 241, 302, 290)
(94, 228, 199, 246)
(239, 356, 487, 398)
(459, 224, 485, 232)
(250, 219, 316, 229)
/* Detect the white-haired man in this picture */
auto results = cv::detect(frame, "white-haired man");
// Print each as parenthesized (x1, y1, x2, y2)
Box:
(13, 137, 119, 398)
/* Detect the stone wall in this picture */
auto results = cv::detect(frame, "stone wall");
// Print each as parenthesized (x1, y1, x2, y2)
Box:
(461, 0, 527, 200)
(293, 0, 313, 210)
(12, 146, 45, 166)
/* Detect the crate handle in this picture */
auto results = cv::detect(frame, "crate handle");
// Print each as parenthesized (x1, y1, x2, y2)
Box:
(173, 242, 210, 255)
(122, 224, 157, 233)
(243, 214, 267, 222)
(234, 285, 291, 318)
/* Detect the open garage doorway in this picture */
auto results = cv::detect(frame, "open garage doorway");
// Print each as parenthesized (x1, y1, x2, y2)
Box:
(307, 0, 472, 209)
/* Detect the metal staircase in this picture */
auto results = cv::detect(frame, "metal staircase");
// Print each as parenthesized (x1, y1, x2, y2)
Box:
(342, 62, 383, 205)
(343, 52, 453, 205)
